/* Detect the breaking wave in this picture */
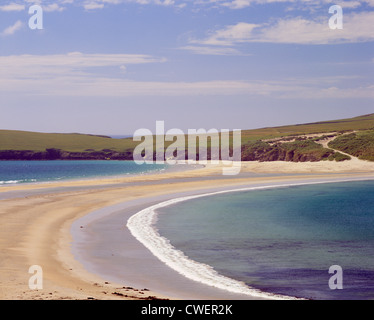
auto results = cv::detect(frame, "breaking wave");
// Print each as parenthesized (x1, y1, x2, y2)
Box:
(0, 179, 37, 185)
(126, 183, 317, 300)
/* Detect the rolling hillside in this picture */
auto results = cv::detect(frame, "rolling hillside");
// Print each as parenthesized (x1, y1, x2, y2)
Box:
(0, 113, 373, 161)
(240, 113, 374, 144)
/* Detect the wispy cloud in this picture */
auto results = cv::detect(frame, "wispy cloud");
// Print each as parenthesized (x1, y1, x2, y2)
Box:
(190, 11, 374, 46)
(1, 20, 23, 36)
(202, 0, 374, 9)
(0, 3, 25, 11)
(81, 0, 178, 10)
(83, 2, 105, 10)
(0, 0, 373, 12)
(3, 76, 372, 99)
(43, 3, 65, 12)
(0, 52, 166, 75)
(255, 11, 374, 44)
(179, 45, 244, 55)
(0, 1, 67, 12)
(0, 52, 372, 100)
(190, 22, 259, 46)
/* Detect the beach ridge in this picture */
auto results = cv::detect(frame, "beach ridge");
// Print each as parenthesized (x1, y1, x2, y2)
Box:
(1, 161, 374, 300)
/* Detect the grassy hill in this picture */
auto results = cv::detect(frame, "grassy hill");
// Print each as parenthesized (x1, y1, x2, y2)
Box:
(0, 113, 373, 161)
(240, 113, 374, 144)
(0, 130, 137, 152)
(239, 113, 374, 162)
(328, 130, 374, 161)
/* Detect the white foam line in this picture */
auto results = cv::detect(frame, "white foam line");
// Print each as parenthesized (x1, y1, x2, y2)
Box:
(0, 180, 34, 184)
(0, 179, 37, 185)
(127, 177, 374, 300)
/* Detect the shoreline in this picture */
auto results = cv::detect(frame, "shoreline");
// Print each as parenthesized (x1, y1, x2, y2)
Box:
(0, 160, 176, 189)
(1, 160, 374, 300)
(74, 174, 374, 300)
(126, 176, 374, 300)
(2, 157, 374, 192)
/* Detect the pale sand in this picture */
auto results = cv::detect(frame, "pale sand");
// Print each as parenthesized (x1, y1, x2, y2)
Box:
(1, 159, 374, 300)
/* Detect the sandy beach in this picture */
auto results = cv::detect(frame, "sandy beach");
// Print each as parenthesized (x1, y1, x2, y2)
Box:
(1, 159, 374, 300)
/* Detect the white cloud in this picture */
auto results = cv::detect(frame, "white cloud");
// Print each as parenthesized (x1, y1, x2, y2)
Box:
(0, 52, 371, 100)
(280, 84, 374, 99)
(258, 11, 374, 44)
(0, 52, 165, 73)
(197, 0, 374, 10)
(179, 45, 243, 55)
(78, 0, 179, 9)
(133, 0, 176, 5)
(191, 11, 374, 46)
(0, 1, 69, 11)
(0, 0, 370, 12)
(363, 0, 374, 6)
(0, 3, 25, 11)
(43, 3, 65, 12)
(338, 1, 361, 9)
(24, 0, 42, 4)
(2, 75, 372, 99)
(1, 20, 23, 36)
(191, 22, 259, 46)
(84, 2, 105, 10)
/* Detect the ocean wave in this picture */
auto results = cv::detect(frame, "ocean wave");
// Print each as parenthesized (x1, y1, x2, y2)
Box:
(127, 177, 374, 300)
(0, 179, 37, 185)
(126, 184, 311, 300)
(0, 180, 21, 184)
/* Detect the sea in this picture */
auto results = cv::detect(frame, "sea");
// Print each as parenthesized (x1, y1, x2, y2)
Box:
(151, 180, 374, 300)
(3, 160, 373, 300)
(0, 160, 167, 185)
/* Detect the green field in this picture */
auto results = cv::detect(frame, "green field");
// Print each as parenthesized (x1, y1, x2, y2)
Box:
(240, 113, 374, 144)
(328, 130, 374, 161)
(0, 113, 373, 161)
(0, 130, 138, 152)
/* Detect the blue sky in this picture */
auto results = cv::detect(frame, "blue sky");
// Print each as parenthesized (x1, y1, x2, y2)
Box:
(0, 0, 373, 135)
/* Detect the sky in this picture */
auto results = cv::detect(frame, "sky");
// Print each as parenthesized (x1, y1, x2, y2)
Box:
(0, 0, 373, 135)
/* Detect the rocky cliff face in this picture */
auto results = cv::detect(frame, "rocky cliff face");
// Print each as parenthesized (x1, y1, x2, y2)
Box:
(0, 139, 350, 162)
(0, 148, 134, 160)
(241, 140, 348, 162)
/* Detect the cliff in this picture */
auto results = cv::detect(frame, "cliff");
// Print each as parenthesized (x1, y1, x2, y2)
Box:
(0, 148, 133, 161)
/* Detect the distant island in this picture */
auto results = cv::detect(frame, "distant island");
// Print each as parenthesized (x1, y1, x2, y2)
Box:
(0, 113, 373, 162)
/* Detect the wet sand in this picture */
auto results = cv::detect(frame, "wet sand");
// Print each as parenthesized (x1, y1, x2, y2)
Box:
(1, 161, 374, 300)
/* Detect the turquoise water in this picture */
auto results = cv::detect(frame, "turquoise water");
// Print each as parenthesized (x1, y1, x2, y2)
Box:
(0, 160, 167, 184)
(157, 181, 374, 300)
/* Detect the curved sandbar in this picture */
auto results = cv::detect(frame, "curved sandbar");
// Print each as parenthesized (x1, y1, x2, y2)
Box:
(1, 160, 374, 300)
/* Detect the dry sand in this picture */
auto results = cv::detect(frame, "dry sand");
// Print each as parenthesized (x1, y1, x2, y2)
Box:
(1, 159, 374, 300)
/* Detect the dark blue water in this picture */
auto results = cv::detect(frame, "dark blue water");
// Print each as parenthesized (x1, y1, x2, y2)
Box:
(157, 181, 374, 300)
(0, 160, 167, 184)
